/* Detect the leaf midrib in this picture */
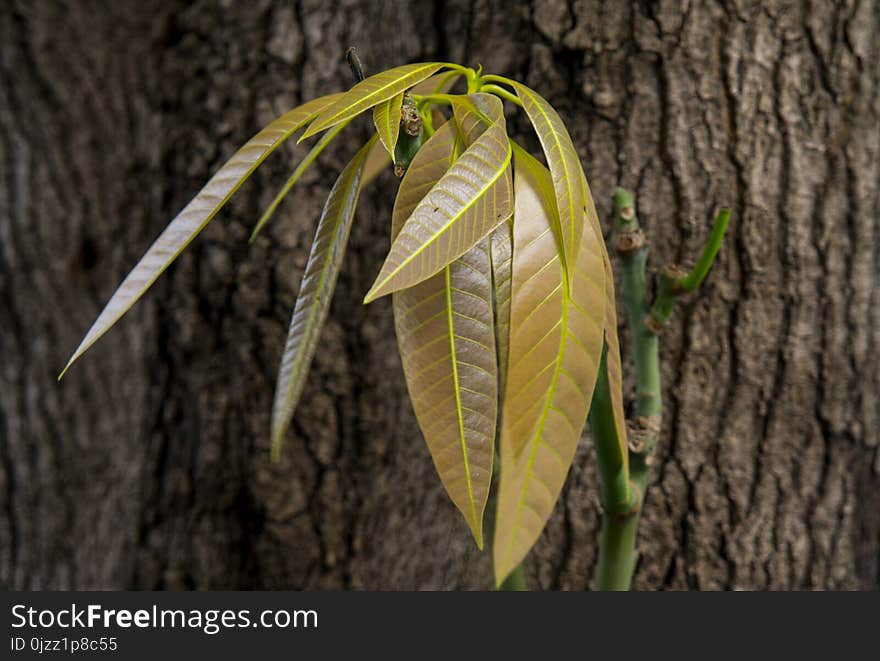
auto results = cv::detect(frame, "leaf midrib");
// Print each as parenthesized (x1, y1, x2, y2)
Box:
(444, 266, 480, 545)
(500, 235, 572, 571)
(517, 85, 580, 276)
(271, 150, 365, 447)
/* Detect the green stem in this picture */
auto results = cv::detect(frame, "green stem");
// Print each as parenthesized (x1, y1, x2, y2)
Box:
(483, 449, 527, 590)
(483, 446, 529, 592)
(498, 564, 527, 591)
(590, 349, 640, 590)
(678, 209, 731, 293)
(591, 188, 662, 591)
(480, 84, 524, 107)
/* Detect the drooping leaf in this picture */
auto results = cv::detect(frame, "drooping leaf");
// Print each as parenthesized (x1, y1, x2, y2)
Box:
(373, 92, 404, 161)
(391, 120, 496, 547)
(59, 93, 343, 378)
(364, 93, 512, 302)
(585, 180, 629, 466)
(452, 94, 514, 388)
(490, 219, 513, 391)
(250, 119, 351, 243)
(270, 136, 377, 459)
(492, 148, 606, 585)
(302, 62, 445, 140)
(508, 80, 586, 286)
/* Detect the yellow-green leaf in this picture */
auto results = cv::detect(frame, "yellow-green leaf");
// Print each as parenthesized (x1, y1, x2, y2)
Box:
(270, 136, 377, 459)
(492, 148, 606, 585)
(59, 92, 343, 378)
(373, 92, 404, 162)
(452, 94, 514, 388)
(491, 219, 513, 389)
(364, 93, 512, 303)
(508, 81, 586, 287)
(302, 62, 444, 139)
(391, 120, 496, 546)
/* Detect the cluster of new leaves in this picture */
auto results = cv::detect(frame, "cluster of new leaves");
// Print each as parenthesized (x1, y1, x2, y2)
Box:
(60, 62, 629, 585)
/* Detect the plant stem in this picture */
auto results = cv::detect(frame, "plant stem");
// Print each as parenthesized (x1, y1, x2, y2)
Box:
(498, 564, 527, 590)
(484, 449, 527, 590)
(590, 348, 641, 590)
(591, 188, 663, 591)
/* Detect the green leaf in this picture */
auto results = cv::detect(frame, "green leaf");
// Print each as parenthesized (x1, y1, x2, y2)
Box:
(508, 81, 586, 287)
(492, 147, 606, 585)
(391, 120, 496, 547)
(270, 136, 377, 459)
(250, 119, 351, 243)
(59, 92, 343, 378)
(364, 93, 512, 303)
(301, 62, 445, 140)
(373, 92, 404, 162)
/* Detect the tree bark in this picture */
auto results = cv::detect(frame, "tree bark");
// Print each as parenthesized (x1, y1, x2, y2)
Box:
(1, 0, 877, 590)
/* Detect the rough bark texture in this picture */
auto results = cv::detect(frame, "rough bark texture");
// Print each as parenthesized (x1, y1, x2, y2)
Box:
(1, 0, 878, 590)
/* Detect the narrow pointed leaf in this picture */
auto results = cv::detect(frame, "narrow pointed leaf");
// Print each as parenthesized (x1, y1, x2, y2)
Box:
(59, 93, 342, 377)
(493, 149, 606, 585)
(270, 136, 376, 459)
(373, 92, 404, 161)
(509, 81, 586, 286)
(585, 181, 629, 466)
(391, 120, 496, 546)
(250, 119, 350, 243)
(365, 93, 512, 302)
(491, 219, 513, 390)
(302, 62, 444, 139)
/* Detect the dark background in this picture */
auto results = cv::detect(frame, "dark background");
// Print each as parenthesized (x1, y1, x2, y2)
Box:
(1, 0, 877, 590)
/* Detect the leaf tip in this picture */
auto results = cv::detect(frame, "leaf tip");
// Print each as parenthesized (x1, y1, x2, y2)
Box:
(299, 123, 323, 142)
(270, 426, 285, 463)
(362, 286, 382, 305)
(57, 353, 79, 381)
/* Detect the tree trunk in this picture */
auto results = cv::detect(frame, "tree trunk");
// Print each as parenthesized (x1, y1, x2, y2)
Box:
(1, 0, 877, 590)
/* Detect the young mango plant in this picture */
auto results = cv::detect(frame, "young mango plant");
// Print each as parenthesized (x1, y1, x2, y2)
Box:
(59, 58, 632, 589)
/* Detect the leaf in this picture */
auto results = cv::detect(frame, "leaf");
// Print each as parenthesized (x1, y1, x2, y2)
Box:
(452, 94, 515, 388)
(491, 219, 513, 391)
(492, 148, 606, 585)
(301, 62, 445, 139)
(584, 179, 629, 466)
(270, 136, 377, 459)
(508, 80, 586, 287)
(250, 118, 351, 243)
(373, 92, 404, 162)
(364, 93, 512, 303)
(391, 120, 496, 547)
(58, 93, 342, 378)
